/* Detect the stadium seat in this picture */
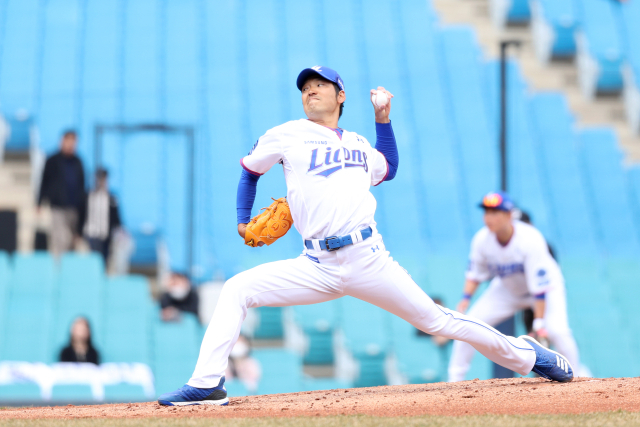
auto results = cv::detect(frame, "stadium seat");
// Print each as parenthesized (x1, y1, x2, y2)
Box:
(575, 0, 624, 98)
(294, 300, 338, 365)
(102, 276, 152, 364)
(4, 253, 56, 362)
(253, 307, 284, 340)
(390, 316, 443, 383)
(0, 383, 42, 402)
(530, 0, 577, 62)
(578, 129, 640, 257)
(253, 349, 303, 395)
(0, 0, 40, 113)
(152, 313, 202, 396)
(53, 253, 105, 356)
(4, 113, 35, 153)
(489, 0, 531, 27)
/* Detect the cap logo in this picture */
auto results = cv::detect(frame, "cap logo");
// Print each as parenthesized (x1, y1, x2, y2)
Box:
(312, 66, 322, 72)
(483, 193, 503, 208)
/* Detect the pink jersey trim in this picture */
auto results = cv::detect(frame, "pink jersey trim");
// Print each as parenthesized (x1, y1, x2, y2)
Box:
(373, 152, 389, 187)
(240, 158, 263, 176)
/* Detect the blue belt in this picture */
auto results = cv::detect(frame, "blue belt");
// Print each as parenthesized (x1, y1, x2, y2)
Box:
(304, 227, 373, 252)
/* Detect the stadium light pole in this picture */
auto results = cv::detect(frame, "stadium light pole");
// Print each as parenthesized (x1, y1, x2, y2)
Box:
(500, 40, 521, 192)
(496, 39, 521, 381)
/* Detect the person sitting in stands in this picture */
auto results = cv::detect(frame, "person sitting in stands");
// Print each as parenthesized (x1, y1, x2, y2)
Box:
(59, 316, 100, 364)
(160, 272, 200, 322)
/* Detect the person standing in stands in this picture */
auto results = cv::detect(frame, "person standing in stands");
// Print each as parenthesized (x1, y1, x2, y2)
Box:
(79, 168, 122, 265)
(38, 130, 85, 256)
(59, 317, 100, 365)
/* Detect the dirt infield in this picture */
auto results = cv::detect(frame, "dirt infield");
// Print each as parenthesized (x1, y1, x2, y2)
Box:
(1, 377, 638, 419)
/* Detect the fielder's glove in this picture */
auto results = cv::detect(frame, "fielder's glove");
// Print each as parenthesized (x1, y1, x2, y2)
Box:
(244, 197, 293, 247)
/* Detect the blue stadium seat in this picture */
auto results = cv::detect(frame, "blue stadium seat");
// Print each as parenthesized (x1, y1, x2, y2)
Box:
(294, 300, 338, 365)
(253, 349, 303, 395)
(575, 0, 624, 96)
(0, 383, 42, 402)
(578, 129, 640, 256)
(53, 253, 105, 358)
(390, 316, 443, 383)
(340, 297, 390, 387)
(3, 253, 56, 362)
(4, 113, 34, 152)
(102, 276, 151, 364)
(530, 0, 577, 60)
(0, 0, 40, 112)
(152, 313, 202, 397)
(529, 93, 599, 257)
(253, 307, 284, 340)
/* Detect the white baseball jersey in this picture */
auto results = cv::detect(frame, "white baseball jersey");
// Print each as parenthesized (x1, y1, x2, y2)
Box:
(241, 119, 389, 240)
(466, 220, 563, 296)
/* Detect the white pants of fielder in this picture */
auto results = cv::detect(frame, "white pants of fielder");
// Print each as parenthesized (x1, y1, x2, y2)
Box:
(448, 279, 580, 382)
(188, 233, 537, 388)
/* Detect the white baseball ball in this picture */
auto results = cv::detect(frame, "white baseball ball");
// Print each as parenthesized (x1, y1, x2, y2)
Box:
(371, 90, 389, 108)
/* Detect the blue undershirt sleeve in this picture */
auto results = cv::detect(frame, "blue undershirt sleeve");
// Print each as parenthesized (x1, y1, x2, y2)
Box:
(237, 169, 260, 224)
(375, 121, 399, 181)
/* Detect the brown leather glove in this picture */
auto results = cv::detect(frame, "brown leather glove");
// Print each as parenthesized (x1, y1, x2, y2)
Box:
(244, 198, 293, 247)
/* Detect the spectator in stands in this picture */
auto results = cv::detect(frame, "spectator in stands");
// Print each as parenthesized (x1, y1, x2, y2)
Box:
(79, 168, 122, 265)
(59, 317, 100, 365)
(226, 335, 261, 393)
(160, 272, 200, 322)
(38, 130, 85, 256)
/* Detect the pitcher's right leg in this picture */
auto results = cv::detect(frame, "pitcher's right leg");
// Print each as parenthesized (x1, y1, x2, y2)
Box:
(158, 256, 341, 406)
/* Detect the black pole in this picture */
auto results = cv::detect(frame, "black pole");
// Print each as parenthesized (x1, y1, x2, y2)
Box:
(499, 40, 521, 193)
(495, 40, 520, 380)
(500, 42, 507, 192)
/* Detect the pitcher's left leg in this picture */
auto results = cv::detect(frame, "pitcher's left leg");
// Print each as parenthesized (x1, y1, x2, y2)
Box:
(346, 251, 536, 377)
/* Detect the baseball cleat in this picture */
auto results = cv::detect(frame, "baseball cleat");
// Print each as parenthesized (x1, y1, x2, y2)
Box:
(157, 377, 229, 406)
(520, 335, 573, 382)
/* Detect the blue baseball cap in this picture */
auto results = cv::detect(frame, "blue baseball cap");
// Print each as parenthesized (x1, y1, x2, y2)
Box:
(479, 191, 515, 212)
(296, 66, 345, 92)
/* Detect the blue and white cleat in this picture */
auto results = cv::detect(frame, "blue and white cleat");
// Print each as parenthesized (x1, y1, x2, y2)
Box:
(520, 335, 573, 382)
(158, 377, 229, 406)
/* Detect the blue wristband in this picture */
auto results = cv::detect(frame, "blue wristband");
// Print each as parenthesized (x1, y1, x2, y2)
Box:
(463, 293, 472, 300)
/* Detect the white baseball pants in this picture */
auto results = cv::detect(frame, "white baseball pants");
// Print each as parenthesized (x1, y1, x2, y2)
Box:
(448, 279, 580, 382)
(188, 233, 536, 388)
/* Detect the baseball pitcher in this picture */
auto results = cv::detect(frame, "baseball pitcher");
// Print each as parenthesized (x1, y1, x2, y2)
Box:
(158, 67, 573, 406)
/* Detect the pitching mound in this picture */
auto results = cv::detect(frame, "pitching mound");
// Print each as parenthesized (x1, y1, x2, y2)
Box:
(1, 377, 638, 419)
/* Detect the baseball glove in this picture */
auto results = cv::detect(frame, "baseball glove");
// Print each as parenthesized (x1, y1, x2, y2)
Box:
(244, 197, 293, 247)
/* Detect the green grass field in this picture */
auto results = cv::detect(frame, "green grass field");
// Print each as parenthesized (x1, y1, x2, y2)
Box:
(0, 411, 639, 427)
